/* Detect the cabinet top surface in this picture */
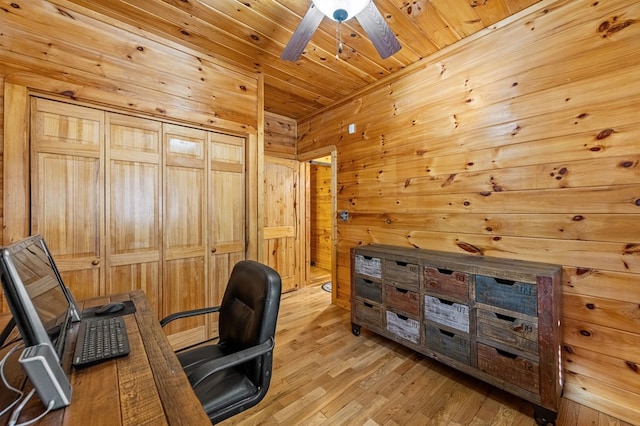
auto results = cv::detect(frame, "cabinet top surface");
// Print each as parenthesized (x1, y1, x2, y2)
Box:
(352, 244, 562, 279)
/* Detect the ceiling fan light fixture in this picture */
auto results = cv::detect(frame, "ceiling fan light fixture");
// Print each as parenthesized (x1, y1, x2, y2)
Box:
(281, 0, 401, 62)
(312, 0, 370, 22)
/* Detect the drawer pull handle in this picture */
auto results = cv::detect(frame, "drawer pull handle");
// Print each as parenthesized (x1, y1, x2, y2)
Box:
(395, 261, 408, 266)
(437, 268, 454, 275)
(396, 313, 408, 321)
(495, 313, 517, 322)
(364, 279, 373, 285)
(395, 287, 408, 294)
(363, 255, 373, 260)
(438, 298, 455, 306)
(364, 302, 373, 308)
(495, 278, 516, 285)
(496, 348, 518, 359)
(439, 329, 454, 338)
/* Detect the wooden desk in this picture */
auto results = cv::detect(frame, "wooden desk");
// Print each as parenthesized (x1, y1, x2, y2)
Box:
(0, 290, 210, 425)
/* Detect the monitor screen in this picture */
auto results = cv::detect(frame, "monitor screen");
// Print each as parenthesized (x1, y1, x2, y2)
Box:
(0, 235, 75, 360)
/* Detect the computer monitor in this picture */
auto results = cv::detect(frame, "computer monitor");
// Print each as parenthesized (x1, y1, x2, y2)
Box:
(0, 234, 75, 409)
(0, 234, 79, 359)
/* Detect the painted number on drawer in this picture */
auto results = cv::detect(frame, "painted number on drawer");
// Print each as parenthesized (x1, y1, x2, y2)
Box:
(519, 285, 534, 296)
(520, 323, 535, 333)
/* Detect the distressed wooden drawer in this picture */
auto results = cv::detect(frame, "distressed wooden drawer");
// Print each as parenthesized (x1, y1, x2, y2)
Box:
(386, 310, 420, 344)
(423, 266, 469, 302)
(385, 285, 419, 317)
(385, 259, 420, 291)
(425, 323, 470, 365)
(477, 343, 540, 393)
(477, 309, 539, 355)
(354, 298, 383, 329)
(354, 276, 382, 303)
(475, 275, 538, 317)
(354, 254, 382, 279)
(424, 295, 469, 333)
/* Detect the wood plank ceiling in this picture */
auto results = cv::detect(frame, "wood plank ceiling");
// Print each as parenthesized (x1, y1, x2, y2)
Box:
(64, 0, 540, 120)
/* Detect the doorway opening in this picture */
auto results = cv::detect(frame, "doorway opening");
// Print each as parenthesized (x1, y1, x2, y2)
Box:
(308, 155, 333, 289)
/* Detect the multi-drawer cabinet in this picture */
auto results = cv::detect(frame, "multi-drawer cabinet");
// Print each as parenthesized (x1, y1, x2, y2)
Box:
(351, 245, 562, 425)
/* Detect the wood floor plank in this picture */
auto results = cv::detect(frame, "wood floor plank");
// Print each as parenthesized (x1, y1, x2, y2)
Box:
(223, 286, 629, 426)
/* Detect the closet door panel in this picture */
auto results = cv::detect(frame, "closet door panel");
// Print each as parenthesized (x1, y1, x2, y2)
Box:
(209, 133, 245, 255)
(30, 98, 104, 299)
(164, 256, 206, 344)
(164, 167, 205, 256)
(208, 134, 245, 340)
(106, 113, 162, 317)
(163, 124, 207, 345)
(108, 262, 159, 306)
(109, 161, 159, 254)
(210, 170, 244, 253)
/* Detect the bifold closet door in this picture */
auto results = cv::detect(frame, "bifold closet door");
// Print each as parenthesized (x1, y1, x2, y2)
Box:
(30, 98, 248, 342)
(162, 123, 208, 347)
(207, 132, 246, 338)
(106, 113, 162, 318)
(30, 98, 105, 301)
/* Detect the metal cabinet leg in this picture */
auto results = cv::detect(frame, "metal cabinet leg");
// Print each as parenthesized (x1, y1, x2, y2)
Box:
(351, 323, 361, 336)
(534, 405, 557, 426)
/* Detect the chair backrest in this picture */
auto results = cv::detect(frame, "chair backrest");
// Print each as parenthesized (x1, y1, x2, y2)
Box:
(218, 260, 282, 384)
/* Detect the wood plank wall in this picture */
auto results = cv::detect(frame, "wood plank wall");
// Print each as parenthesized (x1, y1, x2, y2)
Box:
(265, 111, 296, 159)
(297, 0, 640, 422)
(0, 0, 259, 131)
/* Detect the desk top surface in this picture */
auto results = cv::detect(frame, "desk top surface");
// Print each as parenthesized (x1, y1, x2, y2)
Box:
(0, 290, 210, 425)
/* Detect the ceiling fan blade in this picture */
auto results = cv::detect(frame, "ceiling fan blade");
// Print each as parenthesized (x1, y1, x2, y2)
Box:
(355, 1, 401, 59)
(281, 4, 325, 61)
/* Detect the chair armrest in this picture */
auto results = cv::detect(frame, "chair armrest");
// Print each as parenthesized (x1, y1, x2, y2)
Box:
(160, 306, 221, 327)
(188, 337, 275, 388)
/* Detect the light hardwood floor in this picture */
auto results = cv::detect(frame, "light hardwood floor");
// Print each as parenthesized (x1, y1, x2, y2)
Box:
(223, 286, 632, 426)
(309, 265, 331, 287)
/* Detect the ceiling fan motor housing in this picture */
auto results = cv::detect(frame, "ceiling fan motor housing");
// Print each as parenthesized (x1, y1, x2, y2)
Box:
(333, 9, 349, 22)
(313, 0, 370, 22)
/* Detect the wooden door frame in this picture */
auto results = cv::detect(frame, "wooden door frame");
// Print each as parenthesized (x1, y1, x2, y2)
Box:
(297, 146, 337, 303)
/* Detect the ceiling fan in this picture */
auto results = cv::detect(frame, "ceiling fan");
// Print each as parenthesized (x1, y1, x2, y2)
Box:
(281, 0, 401, 61)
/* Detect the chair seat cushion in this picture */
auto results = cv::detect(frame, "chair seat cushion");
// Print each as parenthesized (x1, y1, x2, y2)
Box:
(178, 345, 260, 416)
(178, 345, 225, 372)
(192, 366, 259, 415)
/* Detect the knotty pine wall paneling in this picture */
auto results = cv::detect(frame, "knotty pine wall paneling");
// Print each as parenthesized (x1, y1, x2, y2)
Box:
(264, 111, 296, 159)
(297, 0, 640, 422)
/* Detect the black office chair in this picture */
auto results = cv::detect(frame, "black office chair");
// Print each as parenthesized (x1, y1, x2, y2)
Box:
(160, 260, 282, 424)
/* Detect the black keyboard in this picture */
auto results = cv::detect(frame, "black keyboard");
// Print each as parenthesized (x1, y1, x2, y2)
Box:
(72, 316, 130, 368)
